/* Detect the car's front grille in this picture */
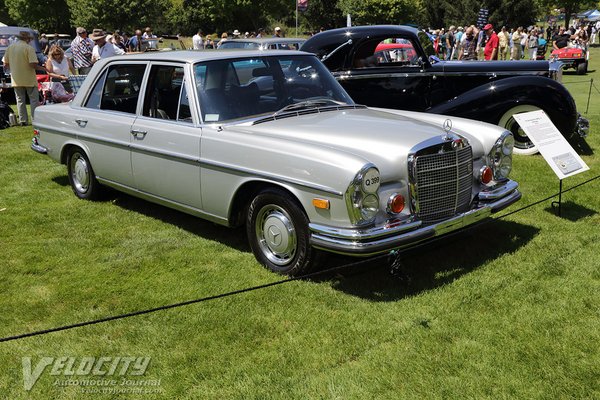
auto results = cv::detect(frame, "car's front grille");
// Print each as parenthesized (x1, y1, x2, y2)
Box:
(413, 145, 473, 223)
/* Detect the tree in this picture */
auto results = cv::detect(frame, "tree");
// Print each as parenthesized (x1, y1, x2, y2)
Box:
(537, 0, 598, 28)
(423, 0, 539, 29)
(5, 0, 72, 32)
(66, 0, 170, 33)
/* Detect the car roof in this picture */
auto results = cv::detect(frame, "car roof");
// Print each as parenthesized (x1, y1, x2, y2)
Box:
(0, 26, 39, 36)
(98, 49, 314, 65)
(301, 25, 420, 53)
(224, 38, 306, 44)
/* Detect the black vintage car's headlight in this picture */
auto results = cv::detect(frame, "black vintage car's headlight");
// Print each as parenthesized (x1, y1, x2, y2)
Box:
(346, 165, 380, 225)
(487, 131, 514, 180)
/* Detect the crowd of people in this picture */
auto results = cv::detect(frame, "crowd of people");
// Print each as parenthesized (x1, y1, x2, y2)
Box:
(2, 18, 599, 126)
(430, 20, 598, 61)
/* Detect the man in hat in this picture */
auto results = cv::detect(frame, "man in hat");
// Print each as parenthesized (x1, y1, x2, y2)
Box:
(483, 23, 499, 60)
(90, 30, 125, 63)
(273, 27, 282, 38)
(2, 31, 47, 125)
(70, 27, 94, 75)
(232, 29, 241, 38)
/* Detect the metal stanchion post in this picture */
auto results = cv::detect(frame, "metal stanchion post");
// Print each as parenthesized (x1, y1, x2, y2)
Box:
(586, 78, 593, 114)
(551, 179, 563, 217)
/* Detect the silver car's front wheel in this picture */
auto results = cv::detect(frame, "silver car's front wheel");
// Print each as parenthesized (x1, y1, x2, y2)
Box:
(247, 188, 318, 276)
(67, 149, 101, 200)
(498, 105, 541, 156)
(255, 205, 297, 266)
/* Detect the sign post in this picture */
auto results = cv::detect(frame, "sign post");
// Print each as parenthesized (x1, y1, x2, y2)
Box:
(513, 110, 589, 217)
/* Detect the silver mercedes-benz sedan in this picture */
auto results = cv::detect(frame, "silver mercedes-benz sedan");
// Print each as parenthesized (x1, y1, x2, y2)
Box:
(31, 50, 521, 275)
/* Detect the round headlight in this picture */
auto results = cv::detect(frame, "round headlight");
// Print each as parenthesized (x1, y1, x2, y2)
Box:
(496, 156, 512, 179)
(502, 134, 514, 156)
(360, 194, 379, 221)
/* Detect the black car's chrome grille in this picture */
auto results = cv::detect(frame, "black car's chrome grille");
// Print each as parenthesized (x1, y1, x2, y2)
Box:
(413, 145, 473, 223)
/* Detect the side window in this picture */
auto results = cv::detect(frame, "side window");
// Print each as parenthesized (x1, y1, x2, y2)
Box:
(353, 38, 420, 68)
(85, 64, 146, 113)
(142, 65, 185, 120)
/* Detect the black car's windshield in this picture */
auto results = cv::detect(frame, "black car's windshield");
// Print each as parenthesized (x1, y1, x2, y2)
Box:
(194, 55, 354, 123)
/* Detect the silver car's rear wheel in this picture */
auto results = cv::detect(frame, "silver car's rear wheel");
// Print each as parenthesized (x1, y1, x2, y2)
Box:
(498, 105, 541, 156)
(247, 188, 318, 276)
(67, 149, 101, 200)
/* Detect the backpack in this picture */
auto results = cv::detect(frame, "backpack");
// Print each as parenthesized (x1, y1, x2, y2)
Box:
(0, 101, 14, 129)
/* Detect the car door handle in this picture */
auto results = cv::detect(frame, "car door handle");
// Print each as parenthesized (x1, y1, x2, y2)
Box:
(130, 129, 147, 138)
(75, 119, 88, 127)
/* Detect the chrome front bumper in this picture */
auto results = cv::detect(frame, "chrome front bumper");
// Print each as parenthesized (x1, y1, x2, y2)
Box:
(577, 114, 589, 138)
(310, 180, 521, 256)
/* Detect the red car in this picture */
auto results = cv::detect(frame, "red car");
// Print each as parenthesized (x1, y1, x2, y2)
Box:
(373, 41, 418, 63)
(551, 44, 589, 74)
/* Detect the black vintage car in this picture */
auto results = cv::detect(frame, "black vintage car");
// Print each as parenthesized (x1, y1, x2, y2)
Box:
(301, 25, 589, 155)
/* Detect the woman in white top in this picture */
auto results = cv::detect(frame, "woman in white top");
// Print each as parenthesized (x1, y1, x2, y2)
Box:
(45, 45, 76, 101)
(46, 45, 74, 82)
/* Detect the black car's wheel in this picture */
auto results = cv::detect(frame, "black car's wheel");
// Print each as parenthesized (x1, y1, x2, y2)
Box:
(498, 105, 541, 156)
(67, 148, 102, 200)
(577, 61, 588, 75)
(247, 188, 318, 276)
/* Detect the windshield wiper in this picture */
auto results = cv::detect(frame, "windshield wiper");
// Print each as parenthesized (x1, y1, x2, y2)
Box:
(272, 99, 343, 116)
(321, 39, 352, 62)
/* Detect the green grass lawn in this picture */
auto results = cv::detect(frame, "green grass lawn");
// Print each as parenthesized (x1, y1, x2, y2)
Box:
(1, 48, 599, 399)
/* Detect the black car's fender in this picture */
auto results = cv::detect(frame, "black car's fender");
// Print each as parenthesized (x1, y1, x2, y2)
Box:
(428, 75, 578, 138)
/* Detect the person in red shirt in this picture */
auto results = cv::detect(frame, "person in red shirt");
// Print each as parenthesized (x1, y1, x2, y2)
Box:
(483, 24, 499, 60)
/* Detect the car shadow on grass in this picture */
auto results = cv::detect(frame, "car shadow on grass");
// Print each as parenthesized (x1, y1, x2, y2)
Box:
(50, 176, 250, 251)
(544, 200, 597, 222)
(314, 219, 539, 302)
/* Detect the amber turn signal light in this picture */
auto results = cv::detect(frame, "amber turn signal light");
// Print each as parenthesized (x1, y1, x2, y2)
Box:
(312, 198, 330, 210)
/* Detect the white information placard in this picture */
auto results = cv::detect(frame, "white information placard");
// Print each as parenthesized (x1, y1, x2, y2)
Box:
(513, 110, 589, 180)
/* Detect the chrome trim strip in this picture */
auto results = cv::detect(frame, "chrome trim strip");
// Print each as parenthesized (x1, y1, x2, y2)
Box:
(35, 121, 343, 197)
(334, 71, 548, 80)
(310, 188, 521, 256)
(129, 143, 199, 164)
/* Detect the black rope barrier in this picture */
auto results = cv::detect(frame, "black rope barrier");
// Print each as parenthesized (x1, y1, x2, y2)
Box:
(1, 174, 598, 344)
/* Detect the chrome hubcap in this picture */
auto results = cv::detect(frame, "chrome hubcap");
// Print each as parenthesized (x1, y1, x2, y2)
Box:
(255, 205, 296, 266)
(71, 154, 89, 193)
(506, 117, 535, 149)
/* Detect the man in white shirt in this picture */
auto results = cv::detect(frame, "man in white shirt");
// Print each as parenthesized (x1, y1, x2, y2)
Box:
(90, 30, 125, 63)
(142, 27, 158, 50)
(192, 29, 204, 49)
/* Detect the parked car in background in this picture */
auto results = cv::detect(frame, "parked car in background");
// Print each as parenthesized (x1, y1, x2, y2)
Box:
(301, 25, 589, 155)
(218, 38, 306, 51)
(31, 50, 521, 275)
(46, 33, 73, 58)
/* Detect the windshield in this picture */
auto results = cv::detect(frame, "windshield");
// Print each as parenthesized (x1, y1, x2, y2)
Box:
(194, 55, 354, 122)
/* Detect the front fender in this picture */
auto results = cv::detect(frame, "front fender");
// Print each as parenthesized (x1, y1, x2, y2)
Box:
(428, 76, 578, 138)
